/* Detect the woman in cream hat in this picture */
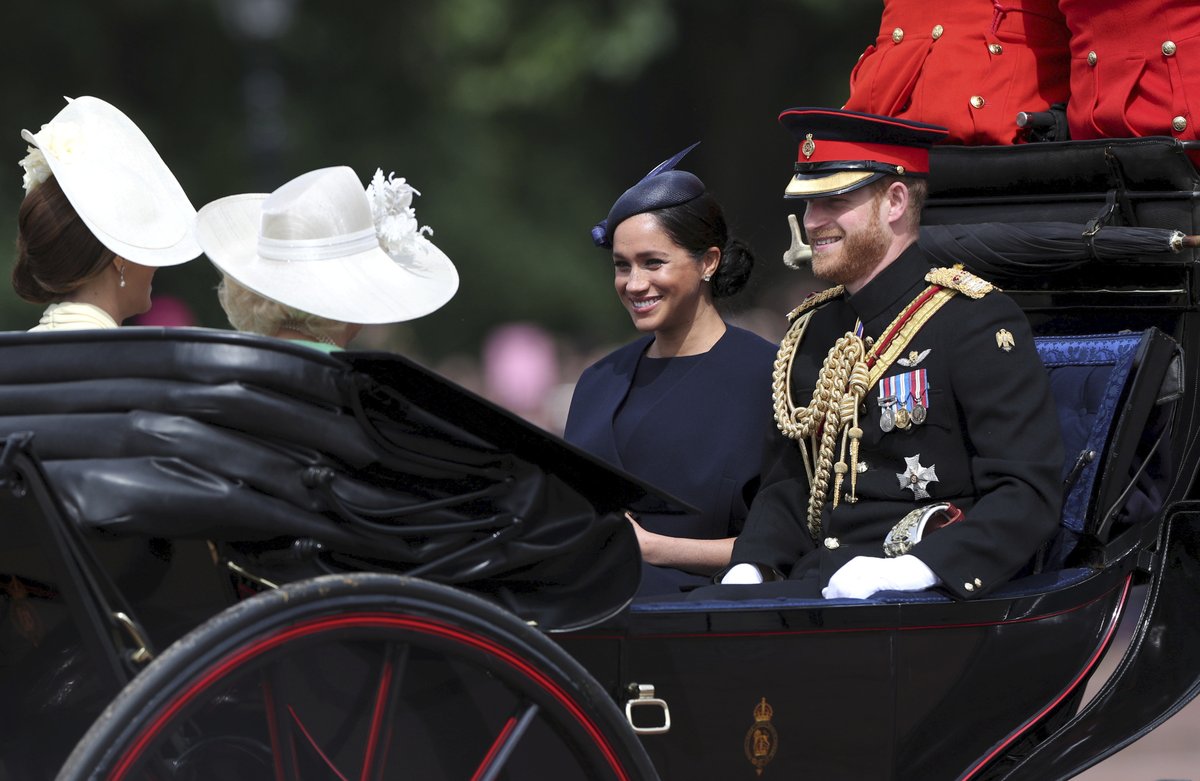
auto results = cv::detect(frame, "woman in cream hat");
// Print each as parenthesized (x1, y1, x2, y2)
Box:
(14, 96, 202, 330)
(197, 165, 458, 351)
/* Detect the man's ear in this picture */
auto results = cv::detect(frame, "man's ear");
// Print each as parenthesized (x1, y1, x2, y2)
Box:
(883, 180, 910, 228)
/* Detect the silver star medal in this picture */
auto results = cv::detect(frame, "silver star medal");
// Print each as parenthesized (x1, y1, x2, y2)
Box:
(897, 454, 938, 500)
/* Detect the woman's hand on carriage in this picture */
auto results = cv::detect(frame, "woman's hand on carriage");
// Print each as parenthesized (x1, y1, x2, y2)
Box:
(822, 555, 939, 599)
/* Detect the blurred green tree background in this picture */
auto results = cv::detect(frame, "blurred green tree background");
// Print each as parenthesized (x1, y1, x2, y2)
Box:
(0, 0, 874, 374)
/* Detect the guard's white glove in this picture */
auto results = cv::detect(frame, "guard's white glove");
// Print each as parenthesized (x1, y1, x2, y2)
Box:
(822, 555, 939, 599)
(720, 563, 765, 585)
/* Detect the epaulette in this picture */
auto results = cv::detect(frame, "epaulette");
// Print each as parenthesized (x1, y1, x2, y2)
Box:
(785, 285, 845, 322)
(924, 266, 998, 299)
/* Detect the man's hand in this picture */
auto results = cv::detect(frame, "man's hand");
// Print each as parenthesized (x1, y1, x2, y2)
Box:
(720, 563, 765, 584)
(822, 555, 939, 599)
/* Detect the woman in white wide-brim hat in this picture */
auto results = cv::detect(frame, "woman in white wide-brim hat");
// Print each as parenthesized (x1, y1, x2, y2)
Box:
(15, 96, 202, 330)
(196, 165, 458, 351)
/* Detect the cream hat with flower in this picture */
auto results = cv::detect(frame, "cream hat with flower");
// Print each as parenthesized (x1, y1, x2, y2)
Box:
(196, 166, 459, 324)
(20, 95, 202, 267)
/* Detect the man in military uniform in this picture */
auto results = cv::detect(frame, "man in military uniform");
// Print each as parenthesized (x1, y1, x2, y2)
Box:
(720, 108, 1064, 600)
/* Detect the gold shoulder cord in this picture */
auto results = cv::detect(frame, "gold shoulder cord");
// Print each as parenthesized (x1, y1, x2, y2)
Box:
(772, 268, 988, 540)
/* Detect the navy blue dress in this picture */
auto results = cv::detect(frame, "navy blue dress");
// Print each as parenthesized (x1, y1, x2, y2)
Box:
(564, 325, 777, 595)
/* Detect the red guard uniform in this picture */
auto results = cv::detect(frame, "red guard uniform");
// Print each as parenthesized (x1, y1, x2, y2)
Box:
(1059, 0, 1200, 141)
(842, 0, 1070, 145)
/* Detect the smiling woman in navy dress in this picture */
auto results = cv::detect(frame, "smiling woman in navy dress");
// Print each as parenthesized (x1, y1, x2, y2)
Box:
(564, 147, 776, 596)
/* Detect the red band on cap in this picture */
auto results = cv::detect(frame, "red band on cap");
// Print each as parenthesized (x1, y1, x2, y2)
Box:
(797, 139, 930, 174)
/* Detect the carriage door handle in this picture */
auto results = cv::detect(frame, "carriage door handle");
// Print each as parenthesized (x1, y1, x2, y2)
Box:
(625, 683, 671, 734)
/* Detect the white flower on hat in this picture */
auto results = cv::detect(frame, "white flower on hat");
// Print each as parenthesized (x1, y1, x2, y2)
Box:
(20, 120, 84, 194)
(19, 146, 51, 194)
(366, 168, 433, 263)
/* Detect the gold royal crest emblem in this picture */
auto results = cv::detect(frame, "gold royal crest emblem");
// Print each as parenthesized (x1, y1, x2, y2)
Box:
(743, 697, 779, 776)
(802, 133, 816, 159)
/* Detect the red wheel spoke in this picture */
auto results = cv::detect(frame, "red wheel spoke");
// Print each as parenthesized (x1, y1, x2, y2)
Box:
(262, 672, 302, 781)
(360, 642, 410, 781)
(289, 705, 350, 781)
(470, 702, 540, 781)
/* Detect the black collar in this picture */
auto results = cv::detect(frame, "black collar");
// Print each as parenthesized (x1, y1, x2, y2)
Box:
(845, 242, 932, 326)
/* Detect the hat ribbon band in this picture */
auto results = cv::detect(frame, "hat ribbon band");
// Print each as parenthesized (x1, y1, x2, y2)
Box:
(257, 227, 379, 261)
(797, 139, 929, 174)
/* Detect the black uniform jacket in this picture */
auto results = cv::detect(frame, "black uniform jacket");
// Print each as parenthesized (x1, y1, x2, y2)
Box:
(564, 325, 776, 543)
(731, 245, 1064, 599)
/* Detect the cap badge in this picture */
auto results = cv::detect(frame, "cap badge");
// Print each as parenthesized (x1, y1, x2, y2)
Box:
(802, 133, 816, 160)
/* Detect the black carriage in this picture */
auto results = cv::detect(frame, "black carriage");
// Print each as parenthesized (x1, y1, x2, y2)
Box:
(2, 136, 1200, 780)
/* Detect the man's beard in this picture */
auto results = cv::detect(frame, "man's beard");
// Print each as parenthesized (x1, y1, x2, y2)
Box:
(810, 209, 890, 287)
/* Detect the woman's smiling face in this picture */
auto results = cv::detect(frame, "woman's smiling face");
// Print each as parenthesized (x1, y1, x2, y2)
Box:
(611, 212, 714, 337)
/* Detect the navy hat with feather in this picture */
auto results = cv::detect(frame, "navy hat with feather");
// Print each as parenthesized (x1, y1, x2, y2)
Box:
(591, 142, 703, 248)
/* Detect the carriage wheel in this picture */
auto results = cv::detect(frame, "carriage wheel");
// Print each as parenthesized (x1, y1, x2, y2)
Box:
(57, 573, 657, 781)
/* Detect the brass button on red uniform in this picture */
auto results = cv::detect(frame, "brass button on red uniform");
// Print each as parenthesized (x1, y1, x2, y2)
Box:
(842, 0, 1070, 145)
(1060, 0, 1200, 144)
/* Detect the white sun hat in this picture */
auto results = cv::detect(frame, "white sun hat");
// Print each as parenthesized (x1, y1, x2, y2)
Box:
(20, 95, 202, 266)
(195, 166, 459, 324)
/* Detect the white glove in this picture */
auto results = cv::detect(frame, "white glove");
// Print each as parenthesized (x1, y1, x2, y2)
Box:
(720, 563, 765, 585)
(822, 555, 939, 599)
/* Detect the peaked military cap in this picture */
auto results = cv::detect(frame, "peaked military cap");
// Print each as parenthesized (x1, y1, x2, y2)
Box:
(779, 108, 948, 198)
(591, 142, 704, 248)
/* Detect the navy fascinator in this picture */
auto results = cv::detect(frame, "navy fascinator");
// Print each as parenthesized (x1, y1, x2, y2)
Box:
(591, 142, 704, 248)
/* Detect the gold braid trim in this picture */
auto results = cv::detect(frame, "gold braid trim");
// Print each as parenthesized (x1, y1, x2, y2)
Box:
(924, 265, 997, 299)
(772, 283, 961, 539)
(866, 288, 957, 388)
(785, 285, 845, 322)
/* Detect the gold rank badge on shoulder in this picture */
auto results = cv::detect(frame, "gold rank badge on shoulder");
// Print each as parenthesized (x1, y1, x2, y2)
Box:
(925, 266, 995, 299)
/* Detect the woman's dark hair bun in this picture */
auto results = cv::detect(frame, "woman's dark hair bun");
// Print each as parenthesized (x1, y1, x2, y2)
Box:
(651, 192, 755, 300)
(711, 237, 754, 299)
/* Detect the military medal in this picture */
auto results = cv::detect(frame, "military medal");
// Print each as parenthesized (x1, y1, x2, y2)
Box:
(897, 454, 938, 500)
(878, 395, 896, 432)
(880, 369, 930, 432)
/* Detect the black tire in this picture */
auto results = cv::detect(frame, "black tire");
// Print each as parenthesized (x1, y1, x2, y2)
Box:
(58, 573, 657, 781)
